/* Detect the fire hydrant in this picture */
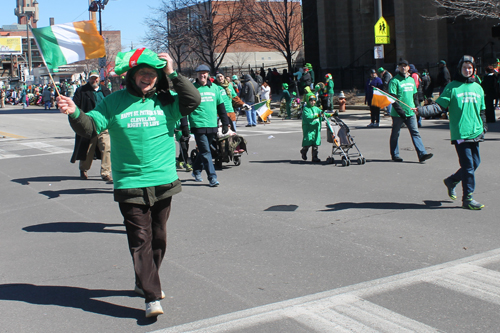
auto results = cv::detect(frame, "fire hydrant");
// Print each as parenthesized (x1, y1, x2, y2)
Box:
(338, 91, 346, 112)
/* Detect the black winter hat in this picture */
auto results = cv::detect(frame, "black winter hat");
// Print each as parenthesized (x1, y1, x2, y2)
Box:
(398, 59, 409, 66)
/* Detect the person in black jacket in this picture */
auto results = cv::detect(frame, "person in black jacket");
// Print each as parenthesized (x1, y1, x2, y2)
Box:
(436, 60, 451, 94)
(378, 67, 393, 116)
(71, 70, 112, 182)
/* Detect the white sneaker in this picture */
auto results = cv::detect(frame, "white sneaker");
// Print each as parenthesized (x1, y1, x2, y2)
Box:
(145, 300, 163, 318)
(134, 285, 165, 299)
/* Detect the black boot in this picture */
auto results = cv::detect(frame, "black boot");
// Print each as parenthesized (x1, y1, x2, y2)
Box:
(300, 147, 309, 161)
(312, 146, 321, 163)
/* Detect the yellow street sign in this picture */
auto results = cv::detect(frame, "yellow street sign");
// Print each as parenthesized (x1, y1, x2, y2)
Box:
(374, 17, 390, 44)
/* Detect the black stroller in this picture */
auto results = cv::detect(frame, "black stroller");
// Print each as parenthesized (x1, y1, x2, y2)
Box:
(324, 115, 365, 166)
(190, 132, 247, 169)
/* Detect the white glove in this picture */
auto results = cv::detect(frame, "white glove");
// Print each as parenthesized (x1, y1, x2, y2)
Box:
(242, 104, 251, 111)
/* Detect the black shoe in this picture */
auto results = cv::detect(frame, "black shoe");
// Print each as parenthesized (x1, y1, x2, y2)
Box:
(392, 157, 403, 162)
(419, 153, 433, 163)
(251, 124, 256, 127)
(245, 124, 251, 127)
(300, 149, 308, 161)
(312, 157, 321, 163)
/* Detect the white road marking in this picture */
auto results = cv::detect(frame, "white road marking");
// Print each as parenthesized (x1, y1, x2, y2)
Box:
(152, 248, 500, 333)
(0, 140, 73, 160)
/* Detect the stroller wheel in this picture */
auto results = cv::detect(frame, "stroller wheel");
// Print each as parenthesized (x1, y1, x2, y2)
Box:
(234, 156, 241, 166)
(361, 157, 366, 164)
(341, 159, 350, 167)
(190, 149, 198, 162)
(357, 158, 363, 165)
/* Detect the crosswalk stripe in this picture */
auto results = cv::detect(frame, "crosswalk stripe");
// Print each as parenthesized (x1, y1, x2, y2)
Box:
(19, 141, 72, 154)
(0, 149, 21, 159)
(327, 296, 438, 332)
(0, 141, 73, 160)
(291, 307, 378, 332)
(429, 270, 500, 306)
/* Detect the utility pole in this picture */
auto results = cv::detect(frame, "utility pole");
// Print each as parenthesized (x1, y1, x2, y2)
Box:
(375, 0, 384, 69)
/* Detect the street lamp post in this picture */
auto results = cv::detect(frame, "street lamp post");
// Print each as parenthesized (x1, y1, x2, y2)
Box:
(89, 0, 109, 79)
(89, 0, 109, 36)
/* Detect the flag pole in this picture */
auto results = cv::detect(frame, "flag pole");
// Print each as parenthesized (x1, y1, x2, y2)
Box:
(28, 25, 64, 111)
(373, 86, 414, 110)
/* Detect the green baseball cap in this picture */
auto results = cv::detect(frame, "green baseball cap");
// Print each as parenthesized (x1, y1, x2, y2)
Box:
(114, 48, 166, 75)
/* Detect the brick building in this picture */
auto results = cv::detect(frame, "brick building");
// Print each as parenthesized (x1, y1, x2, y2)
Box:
(303, 0, 500, 89)
(167, 0, 303, 74)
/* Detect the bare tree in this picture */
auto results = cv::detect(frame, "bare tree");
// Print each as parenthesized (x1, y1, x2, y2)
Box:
(245, 0, 303, 73)
(185, 0, 249, 73)
(428, 0, 500, 20)
(143, 0, 194, 71)
(229, 50, 251, 74)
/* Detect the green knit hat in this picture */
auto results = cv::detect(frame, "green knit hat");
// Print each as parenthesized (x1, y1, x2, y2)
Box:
(114, 48, 166, 75)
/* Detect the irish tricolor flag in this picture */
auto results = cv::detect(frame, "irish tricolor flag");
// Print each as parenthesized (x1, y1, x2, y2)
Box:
(31, 21, 105, 70)
(255, 100, 273, 122)
(371, 87, 396, 109)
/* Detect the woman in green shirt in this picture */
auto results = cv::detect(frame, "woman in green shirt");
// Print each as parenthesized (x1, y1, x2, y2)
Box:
(57, 49, 201, 317)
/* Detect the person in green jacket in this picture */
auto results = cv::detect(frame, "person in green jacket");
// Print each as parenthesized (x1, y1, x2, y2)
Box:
(281, 83, 292, 119)
(417, 55, 487, 210)
(389, 59, 433, 163)
(324, 73, 334, 111)
(56, 49, 201, 318)
(301, 93, 325, 162)
(215, 71, 243, 131)
(190, 65, 230, 187)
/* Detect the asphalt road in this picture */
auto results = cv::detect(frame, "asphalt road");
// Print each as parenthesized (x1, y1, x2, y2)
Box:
(1, 104, 500, 332)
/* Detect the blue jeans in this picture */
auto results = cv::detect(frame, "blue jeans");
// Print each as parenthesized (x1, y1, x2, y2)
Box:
(390, 115, 427, 158)
(193, 133, 217, 181)
(246, 107, 257, 125)
(386, 103, 392, 115)
(448, 142, 480, 199)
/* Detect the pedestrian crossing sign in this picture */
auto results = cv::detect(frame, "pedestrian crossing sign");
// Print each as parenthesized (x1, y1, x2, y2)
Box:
(374, 17, 390, 44)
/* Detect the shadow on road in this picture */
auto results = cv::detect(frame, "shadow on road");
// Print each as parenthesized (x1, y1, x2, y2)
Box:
(12, 176, 83, 185)
(249, 159, 305, 165)
(39, 188, 113, 199)
(265, 204, 298, 212)
(321, 200, 455, 211)
(0, 283, 156, 325)
(23, 222, 125, 234)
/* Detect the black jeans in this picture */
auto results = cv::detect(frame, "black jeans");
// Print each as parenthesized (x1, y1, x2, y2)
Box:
(119, 196, 172, 303)
(369, 105, 380, 123)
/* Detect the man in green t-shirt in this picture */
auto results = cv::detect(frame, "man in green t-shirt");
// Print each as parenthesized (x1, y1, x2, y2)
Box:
(57, 49, 201, 318)
(190, 65, 229, 187)
(417, 55, 486, 210)
(388, 59, 433, 163)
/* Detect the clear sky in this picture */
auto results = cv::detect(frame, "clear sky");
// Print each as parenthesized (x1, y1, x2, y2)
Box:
(0, 0, 160, 51)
